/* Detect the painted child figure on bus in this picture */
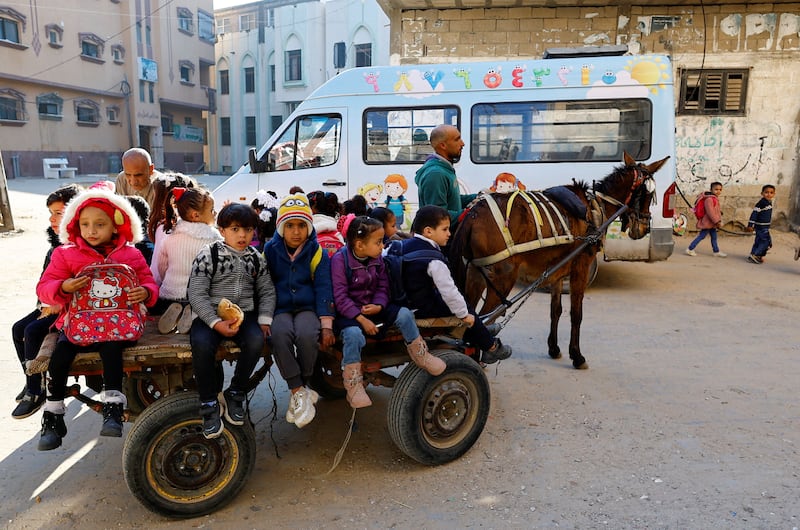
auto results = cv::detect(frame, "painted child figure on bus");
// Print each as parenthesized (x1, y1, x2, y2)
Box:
(383, 174, 410, 229)
(187, 203, 275, 439)
(309, 190, 345, 257)
(151, 187, 222, 334)
(685, 181, 726, 258)
(35, 182, 159, 450)
(401, 206, 511, 365)
(264, 194, 335, 427)
(332, 217, 444, 408)
(11, 183, 81, 420)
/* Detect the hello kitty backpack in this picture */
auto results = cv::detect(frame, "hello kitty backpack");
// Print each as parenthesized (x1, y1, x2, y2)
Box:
(63, 263, 146, 346)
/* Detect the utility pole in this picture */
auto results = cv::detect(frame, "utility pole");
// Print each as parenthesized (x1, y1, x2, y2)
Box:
(0, 149, 16, 232)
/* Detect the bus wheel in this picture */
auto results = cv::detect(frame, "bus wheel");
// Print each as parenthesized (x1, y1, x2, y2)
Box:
(387, 351, 490, 465)
(123, 391, 256, 518)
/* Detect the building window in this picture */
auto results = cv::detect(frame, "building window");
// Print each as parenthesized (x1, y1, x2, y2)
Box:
(266, 8, 275, 28)
(111, 44, 124, 63)
(45, 23, 62, 48)
(216, 17, 230, 36)
(355, 43, 372, 67)
(679, 69, 748, 116)
(271, 115, 282, 134)
(139, 80, 154, 103)
(79, 32, 105, 63)
(180, 60, 195, 84)
(37, 92, 63, 119)
(245, 116, 256, 146)
(0, 7, 24, 45)
(269, 64, 275, 92)
(219, 69, 229, 95)
(107, 105, 120, 123)
(285, 50, 302, 82)
(198, 10, 214, 43)
(0, 88, 26, 122)
(220, 117, 231, 146)
(145, 24, 151, 46)
(184, 117, 192, 125)
(177, 7, 193, 35)
(239, 13, 255, 31)
(244, 67, 255, 93)
(161, 113, 173, 134)
(74, 98, 100, 125)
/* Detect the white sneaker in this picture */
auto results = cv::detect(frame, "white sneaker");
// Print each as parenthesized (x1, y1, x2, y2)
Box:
(713, 251, 727, 258)
(685, 248, 697, 256)
(286, 388, 316, 428)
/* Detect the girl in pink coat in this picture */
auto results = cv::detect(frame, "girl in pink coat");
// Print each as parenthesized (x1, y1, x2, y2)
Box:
(686, 182, 727, 258)
(35, 181, 159, 450)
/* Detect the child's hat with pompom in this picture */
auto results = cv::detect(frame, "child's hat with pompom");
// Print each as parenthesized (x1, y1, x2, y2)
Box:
(276, 193, 313, 237)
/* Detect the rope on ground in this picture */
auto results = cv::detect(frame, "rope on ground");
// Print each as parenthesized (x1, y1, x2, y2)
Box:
(317, 407, 357, 477)
(251, 369, 281, 460)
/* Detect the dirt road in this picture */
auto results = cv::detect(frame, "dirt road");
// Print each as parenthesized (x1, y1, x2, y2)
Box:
(1, 178, 799, 529)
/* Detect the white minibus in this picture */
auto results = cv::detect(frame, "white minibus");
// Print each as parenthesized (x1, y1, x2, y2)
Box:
(214, 49, 677, 262)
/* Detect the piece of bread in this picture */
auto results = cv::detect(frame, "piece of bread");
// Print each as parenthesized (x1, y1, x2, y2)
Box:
(217, 298, 244, 329)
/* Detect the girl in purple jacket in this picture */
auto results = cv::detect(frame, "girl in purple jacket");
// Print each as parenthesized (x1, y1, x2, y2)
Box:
(331, 217, 445, 408)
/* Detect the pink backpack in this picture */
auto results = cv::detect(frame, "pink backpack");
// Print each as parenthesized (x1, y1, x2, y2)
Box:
(63, 263, 146, 346)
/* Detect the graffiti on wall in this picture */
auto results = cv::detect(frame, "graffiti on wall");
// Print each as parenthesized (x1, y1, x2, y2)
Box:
(675, 117, 788, 194)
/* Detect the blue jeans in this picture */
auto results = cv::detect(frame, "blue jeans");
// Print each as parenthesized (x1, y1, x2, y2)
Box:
(689, 228, 719, 253)
(750, 227, 772, 257)
(341, 306, 419, 366)
(190, 311, 264, 403)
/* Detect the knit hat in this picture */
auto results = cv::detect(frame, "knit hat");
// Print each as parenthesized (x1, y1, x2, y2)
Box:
(276, 193, 313, 237)
(61, 180, 142, 244)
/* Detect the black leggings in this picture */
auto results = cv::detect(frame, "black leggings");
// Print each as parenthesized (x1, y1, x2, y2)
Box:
(47, 334, 131, 401)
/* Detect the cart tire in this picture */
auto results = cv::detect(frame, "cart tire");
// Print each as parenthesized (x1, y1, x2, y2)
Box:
(122, 390, 256, 518)
(124, 371, 164, 414)
(387, 351, 490, 465)
(308, 356, 346, 400)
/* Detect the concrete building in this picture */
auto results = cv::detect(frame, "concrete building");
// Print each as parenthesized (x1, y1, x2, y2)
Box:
(212, 0, 390, 174)
(375, 0, 800, 227)
(0, 0, 214, 177)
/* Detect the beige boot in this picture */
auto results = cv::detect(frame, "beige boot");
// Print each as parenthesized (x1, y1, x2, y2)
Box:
(407, 336, 446, 376)
(342, 363, 372, 408)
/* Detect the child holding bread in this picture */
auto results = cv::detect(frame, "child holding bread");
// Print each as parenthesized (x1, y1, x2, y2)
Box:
(187, 203, 275, 439)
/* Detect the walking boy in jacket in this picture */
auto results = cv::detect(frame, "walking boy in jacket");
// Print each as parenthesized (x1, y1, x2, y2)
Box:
(746, 184, 776, 264)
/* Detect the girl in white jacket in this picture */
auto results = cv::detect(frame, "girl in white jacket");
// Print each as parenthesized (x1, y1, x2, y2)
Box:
(150, 187, 222, 333)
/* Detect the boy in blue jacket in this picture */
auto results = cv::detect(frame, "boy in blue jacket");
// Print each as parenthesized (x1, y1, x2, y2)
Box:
(746, 184, 776, 264)
(264, 194, 335, 428)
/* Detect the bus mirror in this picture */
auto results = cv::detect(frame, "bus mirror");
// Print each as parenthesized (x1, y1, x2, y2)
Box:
(248, 148, 270, 173)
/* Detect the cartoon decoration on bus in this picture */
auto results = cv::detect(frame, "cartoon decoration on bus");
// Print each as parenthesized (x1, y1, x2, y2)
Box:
(383, 174, 410, 228)
(532, 67, 551, 87)
(424, 70, 445, 90)
(454, 68, 472, 89)
(490, 172, 527, 193)
(580, 64, 593, 85)
(364, 72, 380, 92)
(557, 65, 572, 85)
(358, 182, 383, 210)
(511, 65, 526, 88)
(483, 67, 502, 89)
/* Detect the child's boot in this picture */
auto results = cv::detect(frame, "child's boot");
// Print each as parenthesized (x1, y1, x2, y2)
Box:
(38, 401, 67, 451)
(342, 363, 372, 408)
(406, 336, 446, 376)
(100, 390, 126, 437)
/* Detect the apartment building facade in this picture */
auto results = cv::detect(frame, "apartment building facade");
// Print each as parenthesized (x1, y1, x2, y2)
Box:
(212, 0, 389, 174)
(0, 0, 214, 177)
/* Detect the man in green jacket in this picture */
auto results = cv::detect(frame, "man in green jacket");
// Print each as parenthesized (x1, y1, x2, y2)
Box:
(414, 124, 476, 226)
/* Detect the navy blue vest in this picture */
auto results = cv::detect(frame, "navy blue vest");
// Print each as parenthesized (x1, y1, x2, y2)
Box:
(400, 238, 450, 318)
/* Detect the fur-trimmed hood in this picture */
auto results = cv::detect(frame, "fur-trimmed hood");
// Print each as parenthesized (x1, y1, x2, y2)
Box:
(60, 182, 143, 245)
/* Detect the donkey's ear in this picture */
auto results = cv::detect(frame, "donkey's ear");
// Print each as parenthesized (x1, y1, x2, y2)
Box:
(645, 155, 670, 175)
(623, 151, 636, 166)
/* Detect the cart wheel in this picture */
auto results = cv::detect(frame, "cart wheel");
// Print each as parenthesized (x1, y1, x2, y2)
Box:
(124, 371, 164, 414)
(308, 353, 346, 400)
(122, 391, 256, 518)
(387, 350, 490, 465)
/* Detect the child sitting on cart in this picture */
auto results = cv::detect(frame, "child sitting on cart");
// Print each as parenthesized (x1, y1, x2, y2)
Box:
(401, 206, 511, 365)
(263, 194, 335, 428)
(331, 217, 445, 408)
(35, 182, 159, 450)
(187, 203, 276, 439)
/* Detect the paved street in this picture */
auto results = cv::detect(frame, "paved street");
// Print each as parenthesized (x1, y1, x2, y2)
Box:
(1, 176, 799, 529)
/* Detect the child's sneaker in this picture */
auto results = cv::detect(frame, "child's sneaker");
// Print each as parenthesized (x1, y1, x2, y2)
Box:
(200, 401, 224, 439)
(12, 390, 45, 419)
(38, 411, 67, 451)
(481, 339, 513, 364)
(747, 254, 763, 264)
(221, 389, 246, 426)
(100, 402, 124, 437)
(286, 388, 316, 428)
(176, 305, 194, 334)
(406, 336, 446, 376)
(713, 251, 727, 258)
(158, 302, 183, 334)
(685, 248, 697, 256)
